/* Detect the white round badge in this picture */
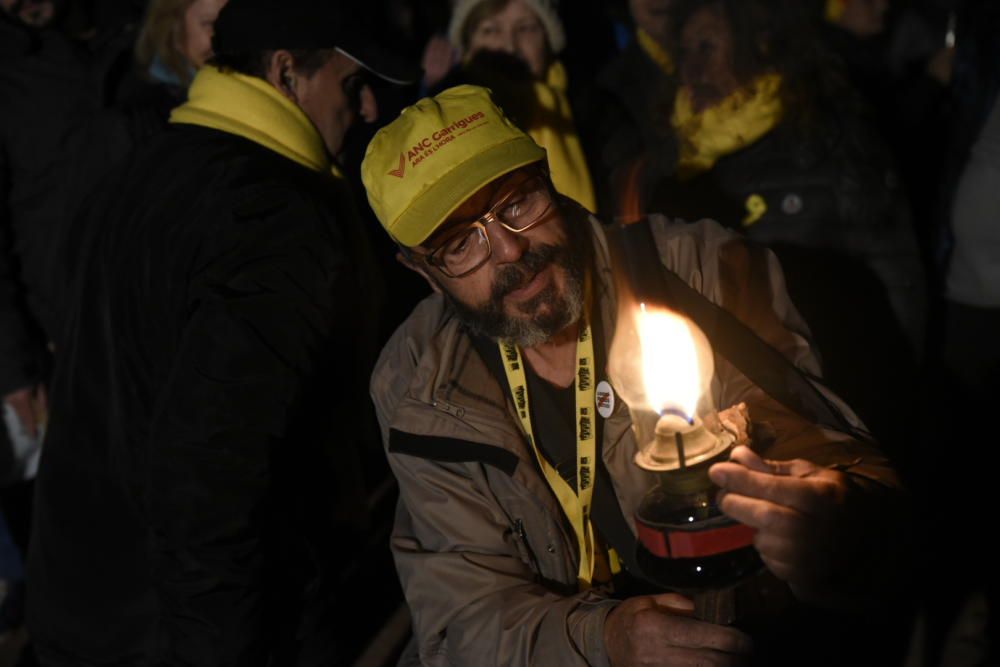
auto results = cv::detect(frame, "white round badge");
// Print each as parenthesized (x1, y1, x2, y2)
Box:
(595, 381, 615, 419)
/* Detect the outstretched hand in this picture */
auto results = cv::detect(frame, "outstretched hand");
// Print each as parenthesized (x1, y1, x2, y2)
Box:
(604, 592, 752, 667)
(708, 446, 860, 603)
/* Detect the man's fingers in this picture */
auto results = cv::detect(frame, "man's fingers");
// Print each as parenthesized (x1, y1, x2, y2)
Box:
(658, 614, 754, 654)
(758, 552, 798, 583)
(710, 463, 835, 515)
(717, 492, 803, 535)
(728, 445, 771, 473)
(652, 592, 695, 615)
(752, 530, 804, 564)
(728, 446, 822, 478)
(762, 457, 819, 477)
(607, 597, 753, 667)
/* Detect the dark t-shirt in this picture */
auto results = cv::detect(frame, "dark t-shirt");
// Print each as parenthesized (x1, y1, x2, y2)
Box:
(471, 325, 646, 588)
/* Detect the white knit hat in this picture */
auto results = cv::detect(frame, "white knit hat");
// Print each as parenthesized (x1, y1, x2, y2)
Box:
(448, 0, 566, 55)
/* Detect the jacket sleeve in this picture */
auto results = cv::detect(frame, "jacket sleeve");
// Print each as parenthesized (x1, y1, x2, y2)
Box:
(143, 192, 343, 666)
(386, 450, 616, 667)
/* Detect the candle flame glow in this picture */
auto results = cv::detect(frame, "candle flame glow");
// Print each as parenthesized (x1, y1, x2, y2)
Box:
(636, 303, 702, 419)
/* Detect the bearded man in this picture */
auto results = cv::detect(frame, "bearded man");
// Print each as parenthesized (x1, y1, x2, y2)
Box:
(362, 85, 910, 667)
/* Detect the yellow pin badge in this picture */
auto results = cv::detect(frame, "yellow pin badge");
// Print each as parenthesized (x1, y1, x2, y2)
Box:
(742, 193, 767, 227)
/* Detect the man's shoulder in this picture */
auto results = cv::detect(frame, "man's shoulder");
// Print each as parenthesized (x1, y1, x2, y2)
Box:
(75, 127, 347, 286)
(372, 294, 455, 395)
(155, 126, 325, 185)
(370, 292, 495, 431)
(127, 126, 337, 226)
(647, 216, 743, 266)
(615, 216, 753, 307)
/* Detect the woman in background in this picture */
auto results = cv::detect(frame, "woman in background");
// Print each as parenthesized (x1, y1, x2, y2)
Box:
(577, 0, 681, 219)
(651, 0, 926, 490)
(128, 0, 228, 113)
(431, 0, 597, 212)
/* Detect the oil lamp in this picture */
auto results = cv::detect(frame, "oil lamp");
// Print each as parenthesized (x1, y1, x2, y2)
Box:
(608, 299, 760, 591)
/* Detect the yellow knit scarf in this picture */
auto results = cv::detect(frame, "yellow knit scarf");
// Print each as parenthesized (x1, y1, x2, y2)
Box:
(526, 61, 597, 212)
(170, 66, 338, 176)
(671, 73, 784, 177)
(637, 28, 674, 75)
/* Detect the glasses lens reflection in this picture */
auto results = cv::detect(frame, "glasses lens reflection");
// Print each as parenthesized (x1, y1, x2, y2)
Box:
(433, 175, 554, 277)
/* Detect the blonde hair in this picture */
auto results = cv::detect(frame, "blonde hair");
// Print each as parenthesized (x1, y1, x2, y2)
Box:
(135, 0, 198, 86)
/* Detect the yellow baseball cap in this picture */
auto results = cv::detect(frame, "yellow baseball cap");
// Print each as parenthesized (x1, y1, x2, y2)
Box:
(361, 85, 547, 247)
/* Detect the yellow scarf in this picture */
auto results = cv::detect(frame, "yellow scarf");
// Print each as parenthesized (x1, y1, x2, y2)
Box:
(170, 67, 339, 177)
(637, 28, 674, 75)
(672, 73, 784, 177)
(526, 61, 597, 212)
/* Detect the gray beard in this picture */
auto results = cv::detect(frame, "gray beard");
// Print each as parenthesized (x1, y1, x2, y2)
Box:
(441, 223, 589, 348)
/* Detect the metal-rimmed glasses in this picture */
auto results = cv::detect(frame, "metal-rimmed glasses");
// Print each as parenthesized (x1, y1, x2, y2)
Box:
(420, 173, 557, 278)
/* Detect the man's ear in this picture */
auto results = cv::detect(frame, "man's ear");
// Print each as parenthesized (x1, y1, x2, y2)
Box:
(396, 251, 442, 295)
(266, 50, 297, 102)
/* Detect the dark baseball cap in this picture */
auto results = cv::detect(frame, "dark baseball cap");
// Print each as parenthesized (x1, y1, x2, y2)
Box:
(212, 0, 419, 85)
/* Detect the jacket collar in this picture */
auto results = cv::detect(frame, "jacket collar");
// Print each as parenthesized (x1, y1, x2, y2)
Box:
(170, 66, 334, 175)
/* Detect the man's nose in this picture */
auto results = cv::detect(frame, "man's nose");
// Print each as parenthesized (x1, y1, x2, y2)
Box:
(359, 84, 378, 124)
(488, 223, 529, 264)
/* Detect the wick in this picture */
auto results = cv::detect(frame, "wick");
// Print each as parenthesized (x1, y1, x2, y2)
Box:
(675, 432, 686, 469)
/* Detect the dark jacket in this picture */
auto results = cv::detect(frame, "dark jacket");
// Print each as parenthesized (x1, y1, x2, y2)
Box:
(27, 124, 381, 666)
(0, 15, 143, 397)
(0, 17, 94, 396)
(576, 38, 678, 219)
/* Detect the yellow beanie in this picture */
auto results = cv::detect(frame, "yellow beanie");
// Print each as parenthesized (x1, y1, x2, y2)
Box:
(361, 85, 546, 247)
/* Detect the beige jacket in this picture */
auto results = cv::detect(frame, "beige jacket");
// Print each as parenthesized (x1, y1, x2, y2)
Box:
(371, 217, 898, 666)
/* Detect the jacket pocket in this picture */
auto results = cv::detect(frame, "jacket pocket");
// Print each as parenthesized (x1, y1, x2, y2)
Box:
(510, 518, 543, 577)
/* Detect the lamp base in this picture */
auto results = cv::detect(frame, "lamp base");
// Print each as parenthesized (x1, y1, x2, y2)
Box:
(635, 540, 762, 592)
(633, 448, 762, 591)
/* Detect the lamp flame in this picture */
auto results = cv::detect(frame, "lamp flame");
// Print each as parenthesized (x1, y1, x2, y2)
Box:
(635, 303, 703, 420)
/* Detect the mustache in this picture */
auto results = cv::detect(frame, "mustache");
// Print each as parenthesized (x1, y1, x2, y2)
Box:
(489, 243, 561, 302)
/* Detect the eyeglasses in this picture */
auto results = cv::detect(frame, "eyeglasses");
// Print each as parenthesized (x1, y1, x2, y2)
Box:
(422, 174, 557, 278)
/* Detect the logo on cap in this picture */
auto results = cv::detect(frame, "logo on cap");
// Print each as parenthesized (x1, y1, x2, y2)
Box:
(388, 153, 406, 178)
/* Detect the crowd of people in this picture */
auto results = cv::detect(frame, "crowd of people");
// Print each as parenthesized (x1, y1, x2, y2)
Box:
(0, 0, 996, 665)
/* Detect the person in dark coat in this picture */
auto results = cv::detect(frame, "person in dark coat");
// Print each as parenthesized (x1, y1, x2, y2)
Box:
(48, 0, 231, 256)
(0, 0, 87, 473)
(0, 3, 148, 655)
(25, 1, 415, 664)
(0, 0, 142, 468)
(648, 0, 926, 483)
(576, 0, 680, 220)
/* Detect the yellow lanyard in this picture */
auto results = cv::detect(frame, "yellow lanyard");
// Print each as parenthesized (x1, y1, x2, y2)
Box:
(498, 322, 597, 589)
